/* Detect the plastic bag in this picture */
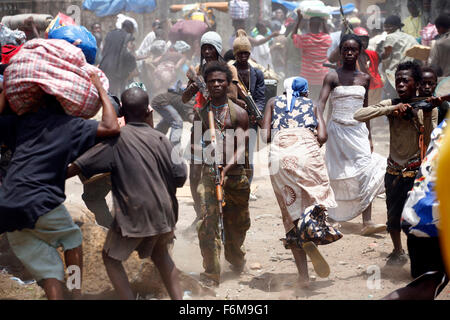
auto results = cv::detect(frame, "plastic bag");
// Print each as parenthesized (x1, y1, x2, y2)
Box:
(299, 0, 334, 18)
(4, 38, 109, 119)
(0, 23, 26, 46)
(116, 14, 138, 33)
(230, 0, 249, 20)
(48, 25, 97, 65)
(45, 12, 76, 38)
(1, 44, 24, 64)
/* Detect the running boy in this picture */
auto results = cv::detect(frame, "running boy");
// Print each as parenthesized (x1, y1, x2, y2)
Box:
(67, 87, 187, 300)
(354, 61, 438, 266)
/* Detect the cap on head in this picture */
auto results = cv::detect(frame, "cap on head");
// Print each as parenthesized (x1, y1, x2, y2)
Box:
(201, 31, 223, 55)
(353, 27, 369, 36)
(233, 29, 252, 55)
(384, 15, 404, 28)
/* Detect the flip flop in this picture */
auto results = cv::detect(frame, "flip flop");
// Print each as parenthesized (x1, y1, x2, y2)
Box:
(302, 241, 330, 278)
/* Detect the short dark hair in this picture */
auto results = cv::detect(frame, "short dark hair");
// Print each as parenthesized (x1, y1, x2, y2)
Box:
(121, 88, 149, 118)
(396, 61, 423, 83)
(435, 14, 450, 30)
(223, 49, 235, 62)
(339, 33, 363, 52)
(122, 20, 134, 32)
(203, 61, 232, 84)
(421, 66, 438, 80)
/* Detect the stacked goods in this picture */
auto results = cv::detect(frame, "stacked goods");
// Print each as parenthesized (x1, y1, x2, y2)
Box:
(169, 20, 208, 45)
(45, 13, 76, 38)
(230, 0, 250, 20)
(4, 39, 109, 119)
(299, 0, 335, 17)
(48, 25, 98, 65)
(0, 23, 26, 46)
(1, 14, 53, 31)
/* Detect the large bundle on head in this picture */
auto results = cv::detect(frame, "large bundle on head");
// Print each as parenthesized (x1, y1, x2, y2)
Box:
(169, 19, 208, 46)
(4, 38, 109, 119)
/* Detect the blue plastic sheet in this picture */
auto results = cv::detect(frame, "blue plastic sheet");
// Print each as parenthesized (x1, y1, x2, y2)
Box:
(82, 0, 156, 17)
(48, 25, 97, 64)
(271, 0, 300, 12)
(331, 3, 356, 16)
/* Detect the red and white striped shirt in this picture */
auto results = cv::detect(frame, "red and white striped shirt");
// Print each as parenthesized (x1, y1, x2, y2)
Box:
(293, 33, 332, 86)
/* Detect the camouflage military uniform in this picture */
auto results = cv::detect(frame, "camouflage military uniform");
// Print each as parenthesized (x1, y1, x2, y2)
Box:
(197, 164, 251, 284)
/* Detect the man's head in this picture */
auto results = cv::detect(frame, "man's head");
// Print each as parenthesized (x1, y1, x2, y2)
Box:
(122, 20, 135, 34)
(120, 87, 150, 121)
(233, 29, 252, 62)
(273, 9, 286, 23)
(203, 61, 232, 100)
(395, 61, 422, 100)
(309, 17, 324, 34)
(256, 21, 269, 36)
(91, 23, 101, 34)
(384, 15, 403, 34)
(435, 14, 450, 35)
(201, 31, 222, 62)
(91, 23, 102, 43)
(339, 34, 363, 66)
(152, 19, 161, 31)
(353, 27, 370, 49)
(407, 0, 420, 18)
(419, 67, 438, 97)
(232, 19, 246, 32)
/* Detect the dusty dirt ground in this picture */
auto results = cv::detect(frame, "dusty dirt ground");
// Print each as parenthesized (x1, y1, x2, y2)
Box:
(1, 116, 449, 300)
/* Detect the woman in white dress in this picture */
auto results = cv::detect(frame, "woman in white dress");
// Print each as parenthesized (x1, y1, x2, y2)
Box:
(317, 34, 386, 236)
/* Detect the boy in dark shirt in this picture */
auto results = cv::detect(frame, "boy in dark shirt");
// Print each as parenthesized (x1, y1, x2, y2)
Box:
(0, 72, 120, 299)
(354, 62, 437, 266)
(68, 87, 187, 300)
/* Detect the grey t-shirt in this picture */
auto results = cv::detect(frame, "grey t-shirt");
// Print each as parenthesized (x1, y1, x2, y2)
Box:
(75, 122, 187, 237)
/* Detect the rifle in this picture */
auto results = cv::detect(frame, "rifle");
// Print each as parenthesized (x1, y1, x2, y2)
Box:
(207, 108, 226, 244)
(338, 0, 354, 35)
(186, 66, 209, 100)
(236, 77, 263, 121)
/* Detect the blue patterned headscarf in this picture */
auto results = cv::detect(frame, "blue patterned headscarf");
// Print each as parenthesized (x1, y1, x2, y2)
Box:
(287, 77, 309, 113)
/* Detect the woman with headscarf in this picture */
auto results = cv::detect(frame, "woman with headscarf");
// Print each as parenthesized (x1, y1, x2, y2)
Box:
(260, 77, 336, 287)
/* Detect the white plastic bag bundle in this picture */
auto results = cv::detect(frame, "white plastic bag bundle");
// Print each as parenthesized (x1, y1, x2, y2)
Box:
(115, 14, 138, 33)
(299, 0, 334, 18)
(230, 0, 250, 20)
(0, 23, 26, 46)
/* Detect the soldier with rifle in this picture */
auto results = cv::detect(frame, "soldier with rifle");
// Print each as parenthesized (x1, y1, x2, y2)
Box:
(190, 61, 251, 287)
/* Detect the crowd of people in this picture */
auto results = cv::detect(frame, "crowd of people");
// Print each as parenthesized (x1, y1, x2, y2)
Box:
(0, 1, 449, 301)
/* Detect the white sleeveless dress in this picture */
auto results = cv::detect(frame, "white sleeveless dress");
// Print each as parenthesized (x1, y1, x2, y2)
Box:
(325, 85, 386, 221)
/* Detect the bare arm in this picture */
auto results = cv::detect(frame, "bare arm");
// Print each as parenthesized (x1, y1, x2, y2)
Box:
(291, 9, 303, 39)
(89, 72, 120, 138)
(249, 31, 280, 47)
(221, 108, 249, 183)
(316, 72, 337, 143)
(229, 82, 247, 109)
(182, 80, 199, 103)
(0, 91, 6, 114)
(259, 97, 275, 143)
(363, 75, 373, 152)
(328, 46, 340, 64)
(381, 46, 392, 60)
(66, 163, 81, 179)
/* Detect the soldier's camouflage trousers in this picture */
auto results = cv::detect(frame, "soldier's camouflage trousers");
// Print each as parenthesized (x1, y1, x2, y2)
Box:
(197, 165, 251, 283)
